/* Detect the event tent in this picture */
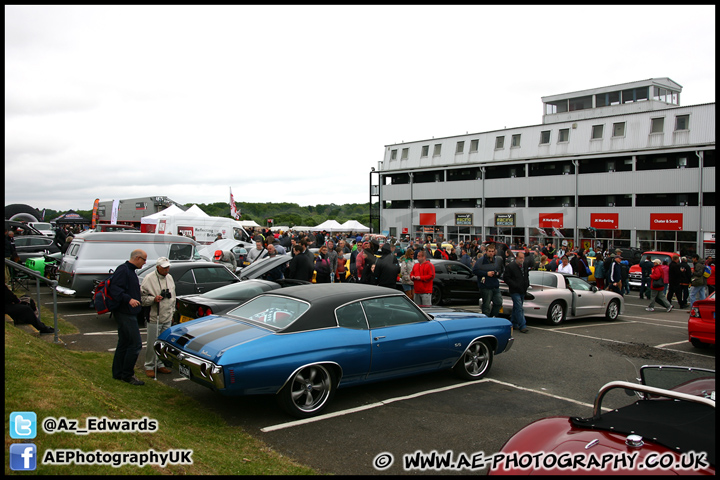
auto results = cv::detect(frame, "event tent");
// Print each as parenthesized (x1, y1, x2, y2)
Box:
(52, 210, 90, 225)
(339, 220, 369, 232)
(139, 204, 186, 226)
(185, 204, 208, 216)
(310, 219, 344, 232)
(238, 220, 261, 228)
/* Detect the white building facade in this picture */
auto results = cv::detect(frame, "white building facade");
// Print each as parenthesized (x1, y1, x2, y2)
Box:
(376, 78, 715, 258)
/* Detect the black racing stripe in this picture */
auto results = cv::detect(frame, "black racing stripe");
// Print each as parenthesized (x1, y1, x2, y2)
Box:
(186, 322, 256, 351)
(183, 318, 237, 336)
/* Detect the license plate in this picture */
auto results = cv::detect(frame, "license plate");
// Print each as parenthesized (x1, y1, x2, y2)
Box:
(180, 315, 193, 323)
(179, 364, 191, 379)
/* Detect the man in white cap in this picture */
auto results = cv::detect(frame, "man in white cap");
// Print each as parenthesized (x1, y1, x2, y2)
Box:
(140, 256, 176, 378)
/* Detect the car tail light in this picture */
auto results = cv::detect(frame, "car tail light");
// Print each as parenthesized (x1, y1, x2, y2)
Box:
(205, 307, 212, 315)
(690, 307, 700, 318)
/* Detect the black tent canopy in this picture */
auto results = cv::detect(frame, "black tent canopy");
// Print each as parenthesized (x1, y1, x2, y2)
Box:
(52, 210, 90, 225)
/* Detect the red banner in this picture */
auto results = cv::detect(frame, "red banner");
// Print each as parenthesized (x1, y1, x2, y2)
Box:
(591, 213, 619, 229)
(650, 213, 683, 231)
(91, 198, 100, 229)
(419, 213, 436, 225)
(539, 213, 563, 228)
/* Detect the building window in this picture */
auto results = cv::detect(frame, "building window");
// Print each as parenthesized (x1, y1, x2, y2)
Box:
(558, 129, 569, 143)
(596, 91, 621, 107)
(421, 145, 429, 157)
(540, 131, 551, 144)
(470, 139, 479, 152)
(650, 117, 664, 134)
(390, 149, 397, 160)
(511, 134, 521, 147)
(495, 136, 505, 149)
(433, 144, 442, 156)
(591, 125, 604, 139)
(675, 115, 689, 131)
(456, 141, 464, 154)
(401, 148, 409, 160)
(612, 122, 625, 137)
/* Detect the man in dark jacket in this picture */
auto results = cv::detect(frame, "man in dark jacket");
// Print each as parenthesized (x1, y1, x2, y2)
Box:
(503, 251, 529, 333)
(374, 243, 400, 289)
(289, 244, 313, 281)
(678, 256, 692, 308)
(473, 243, 504, 316)
(359, 241, 378, 284)
(637, 255, 653, 299)
(109, 249, 147, 386)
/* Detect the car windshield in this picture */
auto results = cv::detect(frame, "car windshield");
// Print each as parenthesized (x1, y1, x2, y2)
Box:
(640, 366, 715, 399)
(202, 281, 273, 300)
(33, 223, 53, 231)
(227, 295, 309, 330)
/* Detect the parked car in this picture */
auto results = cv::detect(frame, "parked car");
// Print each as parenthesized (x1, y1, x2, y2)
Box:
(500, 270, 624, 325)
(689, 292, 715, 348)
(628, 251, 678, 289)
(57, 232, 200, 298)
(155, 283, 514, 418)
(423, 259, 481, 306)
(137, 260, 240, 298)
(12, 235, 61, 262)
(27, 222, 55, 237)
(174, 278, 310, 324)
(490, 365, 715, 475)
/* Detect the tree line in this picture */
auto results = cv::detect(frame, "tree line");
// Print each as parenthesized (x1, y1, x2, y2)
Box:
(43, 202, 375, 229)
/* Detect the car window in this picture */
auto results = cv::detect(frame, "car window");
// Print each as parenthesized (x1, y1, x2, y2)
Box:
(228, 295, 309, 330)
(192, 266, 236, 284)
(336, 301, 368, 330)
(14, 237, 31, 246)
(361, 295, 427, 329)
(567, 276, 592, 291)
(447, 263, 472, 275)
(169, 243, 194, 260)
(529, 271, 557, 288)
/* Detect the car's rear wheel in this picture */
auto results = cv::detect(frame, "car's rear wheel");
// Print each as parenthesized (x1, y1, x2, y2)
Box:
(690, 337, 707, 348)
(278, 364, 335, 418)
(605, 299, 620, 321)
(432, 285, 443, 306)
(545, 300, 566, 325)
(453, 339, 493, 380)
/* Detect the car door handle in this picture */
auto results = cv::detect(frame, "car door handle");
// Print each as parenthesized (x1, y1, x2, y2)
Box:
(373, 336, 386, 341)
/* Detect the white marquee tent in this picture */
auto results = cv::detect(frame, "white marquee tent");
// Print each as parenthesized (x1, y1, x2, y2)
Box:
(310, 219, 344, 232)
(339, 220, 370, 232)
(139, 204, 185, 226)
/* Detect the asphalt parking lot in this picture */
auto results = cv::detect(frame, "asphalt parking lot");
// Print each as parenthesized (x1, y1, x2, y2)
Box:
(26, 287, 716, 475)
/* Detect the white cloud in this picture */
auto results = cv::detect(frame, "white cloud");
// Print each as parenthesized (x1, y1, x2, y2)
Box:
(4, 5, 715, 212)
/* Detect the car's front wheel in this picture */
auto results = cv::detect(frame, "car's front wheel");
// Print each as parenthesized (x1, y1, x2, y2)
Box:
(545, 300, 566, 325)
(605, 299, 620, 321)
(453, 339, 493, 380)
(278, 364, 335, 418)
(432, 285, 443, 306)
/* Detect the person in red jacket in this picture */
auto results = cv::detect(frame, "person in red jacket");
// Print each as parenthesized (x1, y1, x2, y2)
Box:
(410, 250, 435, 306)
(706, 256, 715, 295)
(646, 259, 673, 313)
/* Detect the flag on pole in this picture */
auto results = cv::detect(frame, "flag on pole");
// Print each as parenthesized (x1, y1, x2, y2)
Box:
(91, 199, 100, 228)
(229, 188, 240, 219)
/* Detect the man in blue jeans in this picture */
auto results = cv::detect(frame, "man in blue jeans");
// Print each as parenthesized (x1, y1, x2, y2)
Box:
(503, 251, 529, 333)
(473, 244, 504, 317)
(109, 249, 147, 386)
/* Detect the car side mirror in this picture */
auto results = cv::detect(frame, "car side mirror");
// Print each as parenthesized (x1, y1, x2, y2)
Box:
(591, 286, 597, 292)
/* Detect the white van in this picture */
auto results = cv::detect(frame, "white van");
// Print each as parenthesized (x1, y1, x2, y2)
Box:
(56, 232, 199, 298)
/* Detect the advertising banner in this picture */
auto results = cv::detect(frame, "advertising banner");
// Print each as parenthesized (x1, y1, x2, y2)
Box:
(590, 213, 619, 229)
(650, 213, 683, 230)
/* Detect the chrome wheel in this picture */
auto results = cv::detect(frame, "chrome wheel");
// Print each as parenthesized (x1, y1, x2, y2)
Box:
(546, 301, 565, 325)
(454, 339, 493, 380)
(605, 299, 620, 321)
(279, 364, 334, 418)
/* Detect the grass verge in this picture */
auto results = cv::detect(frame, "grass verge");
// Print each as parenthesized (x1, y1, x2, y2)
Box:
(5, 322, 316, 475)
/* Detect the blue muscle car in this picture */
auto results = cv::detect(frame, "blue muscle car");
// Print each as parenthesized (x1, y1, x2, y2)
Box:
(155, 283, 513, 417)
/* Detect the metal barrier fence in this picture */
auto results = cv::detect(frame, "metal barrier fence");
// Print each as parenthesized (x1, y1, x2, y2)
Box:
(5, 258, 60, 344)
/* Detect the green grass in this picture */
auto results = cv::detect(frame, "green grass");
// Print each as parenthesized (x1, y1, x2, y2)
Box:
(5, 322, 317, 475)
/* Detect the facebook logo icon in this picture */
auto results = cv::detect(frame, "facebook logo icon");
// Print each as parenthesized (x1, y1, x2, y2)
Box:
(10, 411, 37, 439)
(10, 443, 37, 471)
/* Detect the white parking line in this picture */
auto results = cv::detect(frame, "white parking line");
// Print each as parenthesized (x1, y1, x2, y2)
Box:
(553, 321, 637, 330)
(655, 340, 689, 348)
(259, 378, 600, 433)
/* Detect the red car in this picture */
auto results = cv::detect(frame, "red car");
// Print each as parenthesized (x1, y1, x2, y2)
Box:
(689, 292, 715, 347)
(490, 365, 715, 475)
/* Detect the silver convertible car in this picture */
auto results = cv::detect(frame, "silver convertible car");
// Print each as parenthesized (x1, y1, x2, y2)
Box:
(156, 283, 514, 418)
(501, 270, 624, 325)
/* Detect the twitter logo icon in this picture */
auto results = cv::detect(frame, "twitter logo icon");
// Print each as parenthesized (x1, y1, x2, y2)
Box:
(10, 412, 37, 439)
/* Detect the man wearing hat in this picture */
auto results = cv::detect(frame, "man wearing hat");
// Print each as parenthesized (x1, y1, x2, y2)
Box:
(213, 249, 237, 273)
(140, 257, 176, 378)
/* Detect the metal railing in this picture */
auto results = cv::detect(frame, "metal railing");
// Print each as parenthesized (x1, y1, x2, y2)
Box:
(5, 258, 61, 344)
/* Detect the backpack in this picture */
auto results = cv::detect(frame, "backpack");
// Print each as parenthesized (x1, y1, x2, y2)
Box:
(93, 275, 117, 315)
(703, 265, 712, 278)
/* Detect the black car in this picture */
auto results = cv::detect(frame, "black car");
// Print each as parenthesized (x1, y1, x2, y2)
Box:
(175, 278, 310, 324)
(413, 259, 481, 306)
(137, 260, 241, 298)
(5, 220, 44, 237)
(12, 235, 61, 262)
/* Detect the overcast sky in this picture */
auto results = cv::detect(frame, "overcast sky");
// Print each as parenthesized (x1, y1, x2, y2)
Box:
(5, 5, 716, 213)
